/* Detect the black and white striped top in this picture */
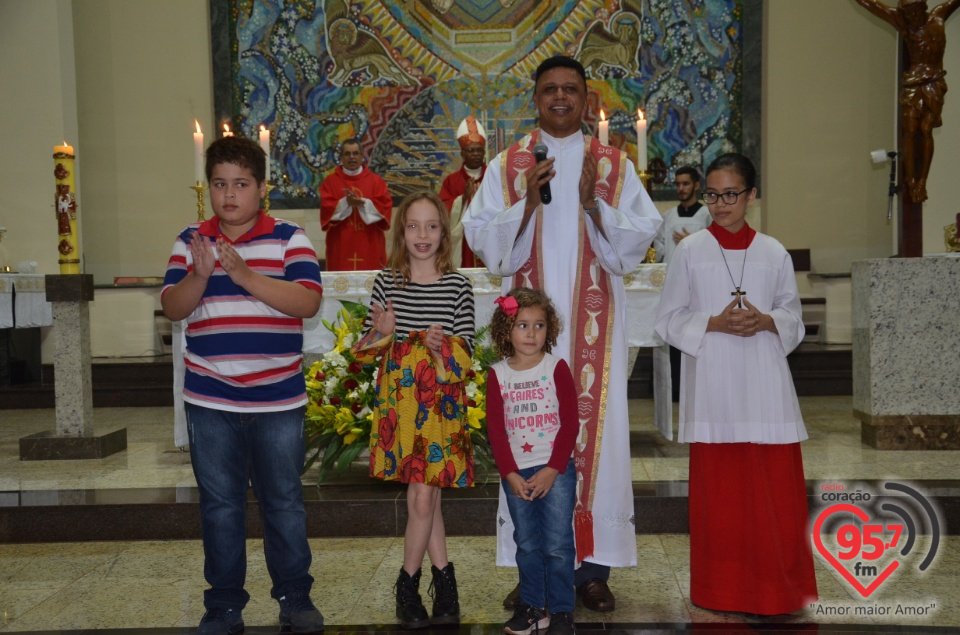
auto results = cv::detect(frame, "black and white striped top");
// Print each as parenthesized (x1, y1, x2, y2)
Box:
(366, 270, 476, 352)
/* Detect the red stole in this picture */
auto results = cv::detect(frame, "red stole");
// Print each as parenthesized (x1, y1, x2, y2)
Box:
(501, 131, 627, 562)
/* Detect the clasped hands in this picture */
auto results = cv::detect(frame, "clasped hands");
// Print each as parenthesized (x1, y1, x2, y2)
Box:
(708, 298, 773, 338)
(343, 188, 364, 208)
(369, 300, 444, 354)
(189, 231, 253, 285)
(505, 467, 559, 501)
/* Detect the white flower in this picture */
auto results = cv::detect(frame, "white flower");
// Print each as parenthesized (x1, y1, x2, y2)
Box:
(324, 351, 347, 368)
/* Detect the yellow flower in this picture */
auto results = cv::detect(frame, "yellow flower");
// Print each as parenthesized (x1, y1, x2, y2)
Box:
(466, 406, 484, 430)
(332, 310, 354, 351)
(344, 433, 358, 445)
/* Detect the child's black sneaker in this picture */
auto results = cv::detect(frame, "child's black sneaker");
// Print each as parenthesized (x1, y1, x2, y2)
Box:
(197, 607, 244, 635)
(504, 604, 550, 635)
(547, 611, 576, 635)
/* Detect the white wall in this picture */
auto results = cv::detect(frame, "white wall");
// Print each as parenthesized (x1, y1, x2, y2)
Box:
(924, 1, 960, 253)
(72, 0, 214, 282)
(764, 0, 898, 272)
(0, 0, 78, 274)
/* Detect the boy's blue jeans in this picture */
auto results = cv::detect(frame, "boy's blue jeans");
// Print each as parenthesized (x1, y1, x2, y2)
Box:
(186, 403, 314, 610)
(503, 459, 576, 613)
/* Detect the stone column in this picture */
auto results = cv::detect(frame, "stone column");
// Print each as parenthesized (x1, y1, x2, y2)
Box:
(50, 275, 94, 435)
(19, 275, 126, 459)
(852, 257, 960, 450)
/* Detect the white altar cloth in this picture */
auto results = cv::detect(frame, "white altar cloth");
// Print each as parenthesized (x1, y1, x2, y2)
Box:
(0, 274, 53, 328)
(173, 266, 670, 447)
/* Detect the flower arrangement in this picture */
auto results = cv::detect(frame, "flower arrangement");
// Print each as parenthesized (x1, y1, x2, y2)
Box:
(303, 300, 495, 482)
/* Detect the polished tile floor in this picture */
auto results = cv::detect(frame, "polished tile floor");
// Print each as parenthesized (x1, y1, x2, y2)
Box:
(2, 397, 959, 634)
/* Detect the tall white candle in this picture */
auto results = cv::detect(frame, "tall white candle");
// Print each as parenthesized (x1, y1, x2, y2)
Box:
(259, 126, 271, 181)
(598, 110, 609, 146)
(636, 109, 647, 171)
(193, 120, 204, 182)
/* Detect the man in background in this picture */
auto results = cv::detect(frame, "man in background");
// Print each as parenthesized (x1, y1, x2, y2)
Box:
(319, 138, 392, 271)
(440, 116, 487, 268)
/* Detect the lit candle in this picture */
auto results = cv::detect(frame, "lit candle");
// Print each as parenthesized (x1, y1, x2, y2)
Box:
(222, 123, 233, 137)
(259, 125, 271, 181)
(193, 120, 204, 182)
(636, 109, 647, 171)
(598, 110, 609, 146)
(53, 141, 81, 274)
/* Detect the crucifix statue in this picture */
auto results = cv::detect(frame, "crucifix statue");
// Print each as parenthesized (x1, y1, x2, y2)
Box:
(856, 0, 960, 205)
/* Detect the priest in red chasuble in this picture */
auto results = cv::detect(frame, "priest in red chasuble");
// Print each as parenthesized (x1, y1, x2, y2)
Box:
(319, 138, 393, 271)
(440, 117, 487, 268)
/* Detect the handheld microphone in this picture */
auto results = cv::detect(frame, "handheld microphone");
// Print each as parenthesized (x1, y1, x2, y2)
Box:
(532, 143, 552, 204)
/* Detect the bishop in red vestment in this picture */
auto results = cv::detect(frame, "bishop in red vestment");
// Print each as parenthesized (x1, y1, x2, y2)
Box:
(319, 139, 392, 271)
(440, 116, 486, 268)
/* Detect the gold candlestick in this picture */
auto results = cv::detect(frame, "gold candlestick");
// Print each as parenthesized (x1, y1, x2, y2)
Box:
(190, 181, 207, 222)
(263, 182, 275, 216)
(945, 222, 960, 252)
(639, 169, 652, 195)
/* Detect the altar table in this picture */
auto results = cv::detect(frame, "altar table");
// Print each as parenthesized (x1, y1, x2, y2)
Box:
(0, 274, 53, 328)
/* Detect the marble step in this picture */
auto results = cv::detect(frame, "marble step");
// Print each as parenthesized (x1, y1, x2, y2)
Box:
(3, 477, 958, 543)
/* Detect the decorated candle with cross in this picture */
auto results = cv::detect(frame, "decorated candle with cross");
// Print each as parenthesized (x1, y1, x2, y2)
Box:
(53, 142, 80, 274)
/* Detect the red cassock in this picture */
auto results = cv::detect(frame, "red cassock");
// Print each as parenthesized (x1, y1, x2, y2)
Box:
(439, 165, 485, 268)
(319, 167, 393, 271)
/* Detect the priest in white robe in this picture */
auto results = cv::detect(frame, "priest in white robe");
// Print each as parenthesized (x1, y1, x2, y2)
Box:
(463, 56, 661, 612)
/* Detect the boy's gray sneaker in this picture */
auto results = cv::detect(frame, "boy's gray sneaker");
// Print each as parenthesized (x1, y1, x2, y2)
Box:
(278, 589, 325, 633)
(197, 607, 244, 635)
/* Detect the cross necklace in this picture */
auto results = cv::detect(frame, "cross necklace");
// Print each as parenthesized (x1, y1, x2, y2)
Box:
(718, 241, 748, 308)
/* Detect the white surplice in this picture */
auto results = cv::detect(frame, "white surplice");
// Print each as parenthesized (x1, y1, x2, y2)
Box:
(463, 130, 661, 568)
(653, 205, 713, 265)
(653, 229, 809, 444)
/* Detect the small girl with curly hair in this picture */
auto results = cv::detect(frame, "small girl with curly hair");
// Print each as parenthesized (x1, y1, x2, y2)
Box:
(486, 287, 579, 635)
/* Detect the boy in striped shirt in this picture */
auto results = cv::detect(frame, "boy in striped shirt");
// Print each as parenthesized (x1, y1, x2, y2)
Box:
(162, 136, 324, 635)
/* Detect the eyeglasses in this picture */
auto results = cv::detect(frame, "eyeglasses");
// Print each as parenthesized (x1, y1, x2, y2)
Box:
(700, 188, 751, 205)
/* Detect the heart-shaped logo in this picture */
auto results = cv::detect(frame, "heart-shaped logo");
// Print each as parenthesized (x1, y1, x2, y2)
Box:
(813, 503, 900, 598)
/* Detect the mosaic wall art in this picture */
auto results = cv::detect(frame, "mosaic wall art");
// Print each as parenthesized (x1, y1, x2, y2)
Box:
(211, 0, 758, 207)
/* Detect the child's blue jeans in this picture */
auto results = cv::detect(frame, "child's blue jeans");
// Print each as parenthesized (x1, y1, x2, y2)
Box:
(186, 403, 314, 610)
(503, 459, 576, 613)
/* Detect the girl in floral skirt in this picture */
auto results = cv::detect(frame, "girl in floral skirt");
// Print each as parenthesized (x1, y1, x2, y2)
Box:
(352, 190, 475, 628)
